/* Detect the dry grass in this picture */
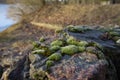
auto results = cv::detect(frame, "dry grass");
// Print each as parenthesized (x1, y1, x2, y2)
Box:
(31, 22, 63, 30)
(33, 4, 120, 26)
(0, 23, 21, 37)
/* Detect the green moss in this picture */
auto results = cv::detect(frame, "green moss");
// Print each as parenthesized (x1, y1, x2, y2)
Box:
(48, 53, 62, 61)
(112, 36, 120, 41)
(32, 41, 40, 48)
(32, 50, 45, 54)
(68, 26, 84, 33)
(61, 45, 79, 55)
(33, 71, 47, 80)
(78, 46, 86, 52)
(78, 41, 88, 47)
(98, 27, 112, 32)
(50, 46, 60, 52)
(55, 29, 62, 33)
(32, 47, 51, 56)
(67, 26, 91, 33)
(109, 31, 120, 37)
(46, 60, 54, 68)
(67, 36, 78, 45)
(39, 36, 45, 42)
(67, 25, 74, 28)
(88, 42, 103, 50)
(75, 26, 83, 32)
(51, 40, 63, 46)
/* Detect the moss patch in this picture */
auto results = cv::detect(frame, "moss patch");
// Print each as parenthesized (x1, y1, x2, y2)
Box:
(46, 60, 54, 68)
(61, 45, 79, 55)
(50, 46, 60, 53)
(78, 41, 88, 47)
(67, 36, 79, 45)
(51, 40, 63, 46)
(48, 53, 62, 61)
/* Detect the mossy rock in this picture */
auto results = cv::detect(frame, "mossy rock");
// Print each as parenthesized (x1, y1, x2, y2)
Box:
(32, 41, 40, 48)
(78, 41, 88, 47)
(33, 47, 41, 51)
(112, 36, 120, 41)
(97, 51, 105, 59)
(39, 36, 45, 42)
(61, 45, 79, 55)
(67, 26, 91, 33)
(74, 26, 84, 32)
(49, 46, 60, 53)
(78, 46, 86, 52)
(88, 42, 103, 51)
(33, 70, 47, 80)
(116, 39, 120, 44)
(32, 50, 45, 54)
(32, 48, 51, 56)
(46, 60, 54, 68)
(68, 26, 84, 33)
(67, 36, 79, 45)
(94, 43, 103, 51)
(51, 40, 63, 46)
(48, 53, 62, 61)
(109, 31, 120, 37)
(55, 29, 62, 33)
(86, 47, 98, 54)
(99, 28, 112, 32)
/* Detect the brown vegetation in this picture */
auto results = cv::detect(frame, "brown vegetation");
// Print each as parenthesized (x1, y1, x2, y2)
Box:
(33, 4, 120, 26)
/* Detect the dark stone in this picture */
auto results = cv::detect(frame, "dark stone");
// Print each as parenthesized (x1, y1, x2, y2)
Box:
(8, 56, 26, 80)
(0, 65, 3, 78)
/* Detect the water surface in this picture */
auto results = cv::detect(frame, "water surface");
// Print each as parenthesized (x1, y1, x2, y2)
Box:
(0, 4, 16, 32)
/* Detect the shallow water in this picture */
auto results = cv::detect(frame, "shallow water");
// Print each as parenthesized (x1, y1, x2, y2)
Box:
(0, 4, 16, 32)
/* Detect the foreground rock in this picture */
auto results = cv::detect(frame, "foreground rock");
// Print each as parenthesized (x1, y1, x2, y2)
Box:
(66, 25, 120, 79)
(28, 26, 119, 80)
(1, 25, 120, 80)
(47, 53, 108, 80)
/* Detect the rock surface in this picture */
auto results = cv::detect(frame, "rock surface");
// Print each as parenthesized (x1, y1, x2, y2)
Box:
(47, 53, 108, 80)
(0, 25, 120, 80)
(66, 26, 120, 79)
